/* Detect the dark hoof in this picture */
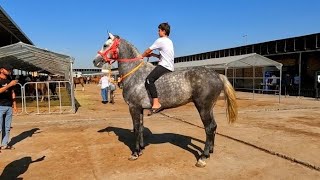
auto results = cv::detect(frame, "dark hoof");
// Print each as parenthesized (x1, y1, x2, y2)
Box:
(147, 110, 153, 116)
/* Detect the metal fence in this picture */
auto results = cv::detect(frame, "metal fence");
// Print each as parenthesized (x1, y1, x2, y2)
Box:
(13, 81, 75, 115)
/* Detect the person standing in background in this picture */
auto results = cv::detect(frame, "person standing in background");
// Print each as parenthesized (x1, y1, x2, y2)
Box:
(99, 70, 110, 104)
(0, 64, 18, 152)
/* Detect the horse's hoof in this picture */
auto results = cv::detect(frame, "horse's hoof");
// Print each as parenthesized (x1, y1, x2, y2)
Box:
(195, 159, 207, 168)
(128, 155, 139, 161)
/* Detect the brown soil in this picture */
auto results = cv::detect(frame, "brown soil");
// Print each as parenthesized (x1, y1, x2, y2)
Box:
(1, 84, 319, 179)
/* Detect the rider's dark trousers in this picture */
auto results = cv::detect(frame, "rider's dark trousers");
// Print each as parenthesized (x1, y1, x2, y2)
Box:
(145, 65, 171, 98)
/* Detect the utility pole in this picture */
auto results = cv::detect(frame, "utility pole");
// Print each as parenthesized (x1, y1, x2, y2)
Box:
(242, 34, 248, 45)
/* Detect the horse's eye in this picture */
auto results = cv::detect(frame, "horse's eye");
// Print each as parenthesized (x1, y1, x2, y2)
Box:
(103, 44, 108, 48)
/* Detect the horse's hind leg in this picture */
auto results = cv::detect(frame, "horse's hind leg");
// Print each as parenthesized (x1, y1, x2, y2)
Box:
(195, 105, 217, 167)
(128, 106, 144, 161)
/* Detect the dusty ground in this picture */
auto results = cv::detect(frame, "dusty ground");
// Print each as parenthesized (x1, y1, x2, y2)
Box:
(0, 84, 320, 179)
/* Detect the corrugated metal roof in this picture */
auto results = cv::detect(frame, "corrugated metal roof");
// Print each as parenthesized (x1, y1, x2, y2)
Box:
(0, 42, 73, 76)
(0, 6, 33, 45)
(174, 53, 282, 70)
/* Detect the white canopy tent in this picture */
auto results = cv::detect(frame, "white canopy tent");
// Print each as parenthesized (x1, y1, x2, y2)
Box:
(175, 53, 283, 102)
(0, 42, 73, 77)
(0, 42, 76, 112)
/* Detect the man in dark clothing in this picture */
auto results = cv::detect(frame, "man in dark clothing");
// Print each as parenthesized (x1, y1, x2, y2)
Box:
(0, 64, 18, 152)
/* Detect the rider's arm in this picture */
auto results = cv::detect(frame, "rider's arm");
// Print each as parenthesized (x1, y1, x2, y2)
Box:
(141, 48, 153, 58)
(140, 49, 160, 59)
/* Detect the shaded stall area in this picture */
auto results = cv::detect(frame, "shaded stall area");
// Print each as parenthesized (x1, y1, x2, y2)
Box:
(0, 42, 75, 114)
(175, 53, 283, 102)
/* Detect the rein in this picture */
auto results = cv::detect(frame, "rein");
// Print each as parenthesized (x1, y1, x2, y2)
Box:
(119, 61, 144, 82)
(98, 38, 144, 82)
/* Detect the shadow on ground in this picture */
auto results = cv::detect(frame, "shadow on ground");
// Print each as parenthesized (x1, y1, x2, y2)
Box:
(0, 156, 45, 179)
(8, 128, 41, 147)
(98, 126, 205, 160)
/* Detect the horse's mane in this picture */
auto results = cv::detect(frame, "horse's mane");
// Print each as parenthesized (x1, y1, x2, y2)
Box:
(117, 37, 140, 59)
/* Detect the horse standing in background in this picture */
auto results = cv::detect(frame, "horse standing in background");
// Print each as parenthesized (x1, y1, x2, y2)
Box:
(93, 33, 238, 167)
(73, 77, 85, 91)
(28, 83, 48, 102)
(48, 82, 58, 100)
(91, 76, 101, 84)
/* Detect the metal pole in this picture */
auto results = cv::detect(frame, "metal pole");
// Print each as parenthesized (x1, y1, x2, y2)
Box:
(233, 68, 235, 87)
(70, 58, 76, 113)
(253, 66, 255, 100)
(298, 52, 301, 97)
(279, 65, 282, 103)
(59, 81, 62, 113)
(243, 35, 248, 45)
(36, 83, 39, 114)
(47, 82, 51, 113)
(23, 83, 28, 114)
(235, 68, 237, 90)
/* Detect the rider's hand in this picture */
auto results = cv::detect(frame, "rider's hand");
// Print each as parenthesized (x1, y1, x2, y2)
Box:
(145, 52, 153, 57)
(137, 55, 143, 59)
(150, 53, 160, 59)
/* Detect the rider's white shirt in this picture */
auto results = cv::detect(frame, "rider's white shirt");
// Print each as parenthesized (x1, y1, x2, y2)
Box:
(149, 37, 174, 71)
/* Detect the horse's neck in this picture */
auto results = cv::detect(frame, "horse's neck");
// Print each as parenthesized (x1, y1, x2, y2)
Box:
(117, 39, 144, 77)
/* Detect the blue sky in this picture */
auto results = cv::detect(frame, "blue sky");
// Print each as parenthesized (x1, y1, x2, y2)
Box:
(1, 0, 320, 68)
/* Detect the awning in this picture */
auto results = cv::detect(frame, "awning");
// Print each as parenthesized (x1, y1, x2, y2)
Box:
(174, 53, 283, 70)
(0, 42, 73, 76)
(0, 6, 33, 45)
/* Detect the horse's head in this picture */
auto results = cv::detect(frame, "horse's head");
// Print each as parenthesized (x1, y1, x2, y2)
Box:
(93, 33, 140, 68)
(93, 33, 121, 68)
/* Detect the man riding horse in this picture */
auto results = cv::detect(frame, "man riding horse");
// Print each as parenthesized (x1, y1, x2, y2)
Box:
(138, 23, 174, 115)
(93, 31, 238, 167)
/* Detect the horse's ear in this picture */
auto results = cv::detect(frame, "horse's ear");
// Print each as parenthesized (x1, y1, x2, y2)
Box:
(108, 33, 115, 40)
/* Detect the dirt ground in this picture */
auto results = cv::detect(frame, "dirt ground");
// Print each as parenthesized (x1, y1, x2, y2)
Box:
(0, 84, 320, 179)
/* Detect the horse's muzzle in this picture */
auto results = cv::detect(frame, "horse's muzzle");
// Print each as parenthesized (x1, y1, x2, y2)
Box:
(93, 56, 104, 68)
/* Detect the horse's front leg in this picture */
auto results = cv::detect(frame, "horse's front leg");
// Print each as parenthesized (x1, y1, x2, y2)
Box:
(128, 105, 144, 161)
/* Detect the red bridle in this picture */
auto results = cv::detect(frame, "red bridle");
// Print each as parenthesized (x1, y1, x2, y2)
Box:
(97, 38, 121, 64)
(97, 38, 142, 64)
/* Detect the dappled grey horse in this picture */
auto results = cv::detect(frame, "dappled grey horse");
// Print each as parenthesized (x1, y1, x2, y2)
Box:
(93, 33, 238, 167)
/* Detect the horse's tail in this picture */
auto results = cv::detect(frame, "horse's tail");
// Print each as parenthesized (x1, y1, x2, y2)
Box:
(218, 74, 238, 123)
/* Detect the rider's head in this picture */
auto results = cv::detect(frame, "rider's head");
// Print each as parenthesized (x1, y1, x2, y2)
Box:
(158, 22, 170, 37)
